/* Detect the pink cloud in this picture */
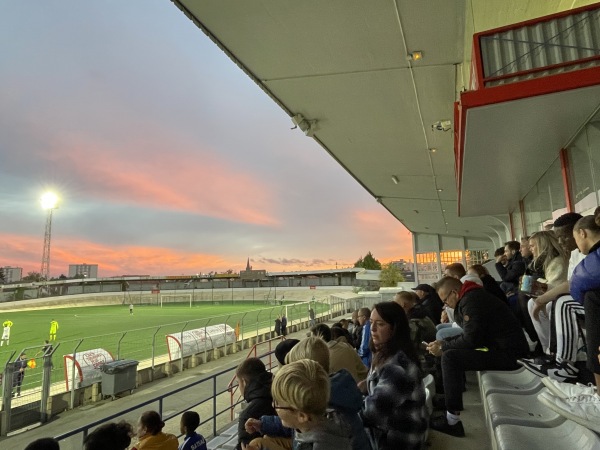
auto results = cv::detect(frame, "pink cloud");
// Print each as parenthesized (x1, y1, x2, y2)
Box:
(350, 208, 413, 262)
(40, 131, 279, 227)
(1, 234, 242, 277)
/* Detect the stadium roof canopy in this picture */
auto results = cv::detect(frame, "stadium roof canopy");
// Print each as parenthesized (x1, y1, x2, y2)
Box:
(171, 0, 599, 242)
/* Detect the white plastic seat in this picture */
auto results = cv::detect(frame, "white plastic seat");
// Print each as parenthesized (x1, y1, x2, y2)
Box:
(480, 367, 542, 397)
(486, 391, 564, 428)
(494, 420, 600, 450)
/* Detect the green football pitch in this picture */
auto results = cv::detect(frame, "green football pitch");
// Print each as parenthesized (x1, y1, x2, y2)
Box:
(0, 301, 329, 388)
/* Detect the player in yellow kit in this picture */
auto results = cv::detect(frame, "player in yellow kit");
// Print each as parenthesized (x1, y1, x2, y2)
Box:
(49, 319, 59, 341)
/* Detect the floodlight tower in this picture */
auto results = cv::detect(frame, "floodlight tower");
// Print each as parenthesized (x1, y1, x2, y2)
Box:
(40, 192, 59, 281)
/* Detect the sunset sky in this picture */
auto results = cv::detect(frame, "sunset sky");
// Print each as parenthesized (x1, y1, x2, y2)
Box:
(0, 1, 413, 278)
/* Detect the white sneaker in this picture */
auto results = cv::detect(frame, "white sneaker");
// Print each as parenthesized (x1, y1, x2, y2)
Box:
(538, 391, 600, 433)
(542, 377, 596, 398)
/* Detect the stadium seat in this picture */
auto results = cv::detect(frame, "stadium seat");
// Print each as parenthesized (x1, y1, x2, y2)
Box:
(207, 423, 238, 450)
(479, 367, 542, 397)
(494, 420, 600, 450)
(485, 391, 565, 428)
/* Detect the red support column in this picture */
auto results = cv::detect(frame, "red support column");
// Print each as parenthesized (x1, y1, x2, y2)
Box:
(508, 211, 515, 240)
(519, 200, 527, 237)
(560, 148, 574, 212)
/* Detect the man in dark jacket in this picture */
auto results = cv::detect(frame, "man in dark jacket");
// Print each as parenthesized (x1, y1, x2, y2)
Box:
(235, 358, 276, 450)
(495, 240, 526, 294)
(412, 284, 443, 325)
(427, 276, 528, 437)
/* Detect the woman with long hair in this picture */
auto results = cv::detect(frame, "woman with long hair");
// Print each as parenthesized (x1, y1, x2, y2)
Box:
(360, 302, 427, 450)
(528, 231, 568, 286)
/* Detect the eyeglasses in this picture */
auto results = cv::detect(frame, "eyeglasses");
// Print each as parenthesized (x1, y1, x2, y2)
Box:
(272, 401, 297, 412)
(440, 290, 456, 304)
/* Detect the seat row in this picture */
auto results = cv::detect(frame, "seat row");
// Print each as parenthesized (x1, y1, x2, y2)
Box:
(478, 368, 600, 450)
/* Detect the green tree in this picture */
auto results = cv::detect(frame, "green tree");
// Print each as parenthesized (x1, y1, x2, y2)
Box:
(354, 251, 382, 270)
(379, 262, 405, 287)
(22, 271, 43, 282)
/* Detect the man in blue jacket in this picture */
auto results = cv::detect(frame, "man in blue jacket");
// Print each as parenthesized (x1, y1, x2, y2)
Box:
(357, 307, 371, 367)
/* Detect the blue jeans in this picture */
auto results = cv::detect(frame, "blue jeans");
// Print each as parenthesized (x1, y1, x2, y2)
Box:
(436, 323, 463, 340)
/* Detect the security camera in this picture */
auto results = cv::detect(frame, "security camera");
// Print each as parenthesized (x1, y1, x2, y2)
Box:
(432, 120, 452, 132)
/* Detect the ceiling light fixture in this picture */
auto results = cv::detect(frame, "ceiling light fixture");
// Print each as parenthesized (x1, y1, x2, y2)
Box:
(437, 188, 443, 192)
(407, 51, 423, 61)
(429, 148, 437, 153)
(391, 175, 399, 185)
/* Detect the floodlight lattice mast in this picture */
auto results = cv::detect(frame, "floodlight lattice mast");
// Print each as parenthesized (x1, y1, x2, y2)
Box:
(41, 208, 54, 281)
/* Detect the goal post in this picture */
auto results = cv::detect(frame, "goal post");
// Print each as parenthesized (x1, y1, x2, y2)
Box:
(160, 293, 193, 308)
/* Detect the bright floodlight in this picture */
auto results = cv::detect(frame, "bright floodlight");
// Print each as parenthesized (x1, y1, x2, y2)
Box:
(41, 192, 59, 210)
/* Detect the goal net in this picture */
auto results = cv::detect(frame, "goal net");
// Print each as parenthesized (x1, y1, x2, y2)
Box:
(160, 293, 193, 308)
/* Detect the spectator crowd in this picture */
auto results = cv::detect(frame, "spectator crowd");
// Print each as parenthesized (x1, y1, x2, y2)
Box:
(20, 209, 600, 449)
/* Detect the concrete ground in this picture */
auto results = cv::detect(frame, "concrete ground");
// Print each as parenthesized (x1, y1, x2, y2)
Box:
(1, 319, 490, 450)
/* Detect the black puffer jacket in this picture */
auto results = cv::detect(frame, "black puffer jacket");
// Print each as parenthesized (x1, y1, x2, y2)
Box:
(442, 282, 528, 357)
(237, 371, 276, 450)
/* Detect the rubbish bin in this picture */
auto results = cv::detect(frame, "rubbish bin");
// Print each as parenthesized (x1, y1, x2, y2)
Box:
(101, 359, 138, 399)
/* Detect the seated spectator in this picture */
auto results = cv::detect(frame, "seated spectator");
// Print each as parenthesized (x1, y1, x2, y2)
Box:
(245, 359, 352, 450)
(84, 421, 133, 450)
(131, 411, 178, 450)
(179, 411, 207, 450)
(235, 358, 275, 450)
(525, 213, 583, 357)
(427, 276, 528, 437)
(330, 326, 354, 347)
(357, 307, 372, 367)
(25, 438, 60, 450)
(522, 215, 600, 382)
(521, 236, 533, 267)
(394, 291, 436, 350)
(495, 240, 526, 295)
(360, 302, 427, 450)
(274, 339, 299, 366)
(467, 264, 506, 302)
(310, 324, 367, 382)
(330, 322, 354, 346)
(286, 336, 370, 450)
(444, 263, 466, 280)
(523, 231, 569, 351)
(411, 284, 443, 325)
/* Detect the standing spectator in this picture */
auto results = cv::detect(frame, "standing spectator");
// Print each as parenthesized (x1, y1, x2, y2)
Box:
(281, 315, 288, 336)
(235, 358, 275, 450)
(361, 302, 427, 450)
(308, 307, 316, 327)
(357, 308, 371, 367)
(179, 411, 207, 450)
(13, 353, 27, 397)
(131, 410, 178, 450)
(84, 421, 134, 450)
(274, 316, 282, 337)
(25, 438, 60, 450)
(49, 319, 59, 341)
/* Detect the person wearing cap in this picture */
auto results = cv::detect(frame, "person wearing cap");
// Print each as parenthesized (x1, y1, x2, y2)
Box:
(412, 284, 443, 325)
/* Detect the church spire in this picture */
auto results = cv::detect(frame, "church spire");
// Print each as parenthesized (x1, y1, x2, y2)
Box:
(246, 257, 251, 271)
